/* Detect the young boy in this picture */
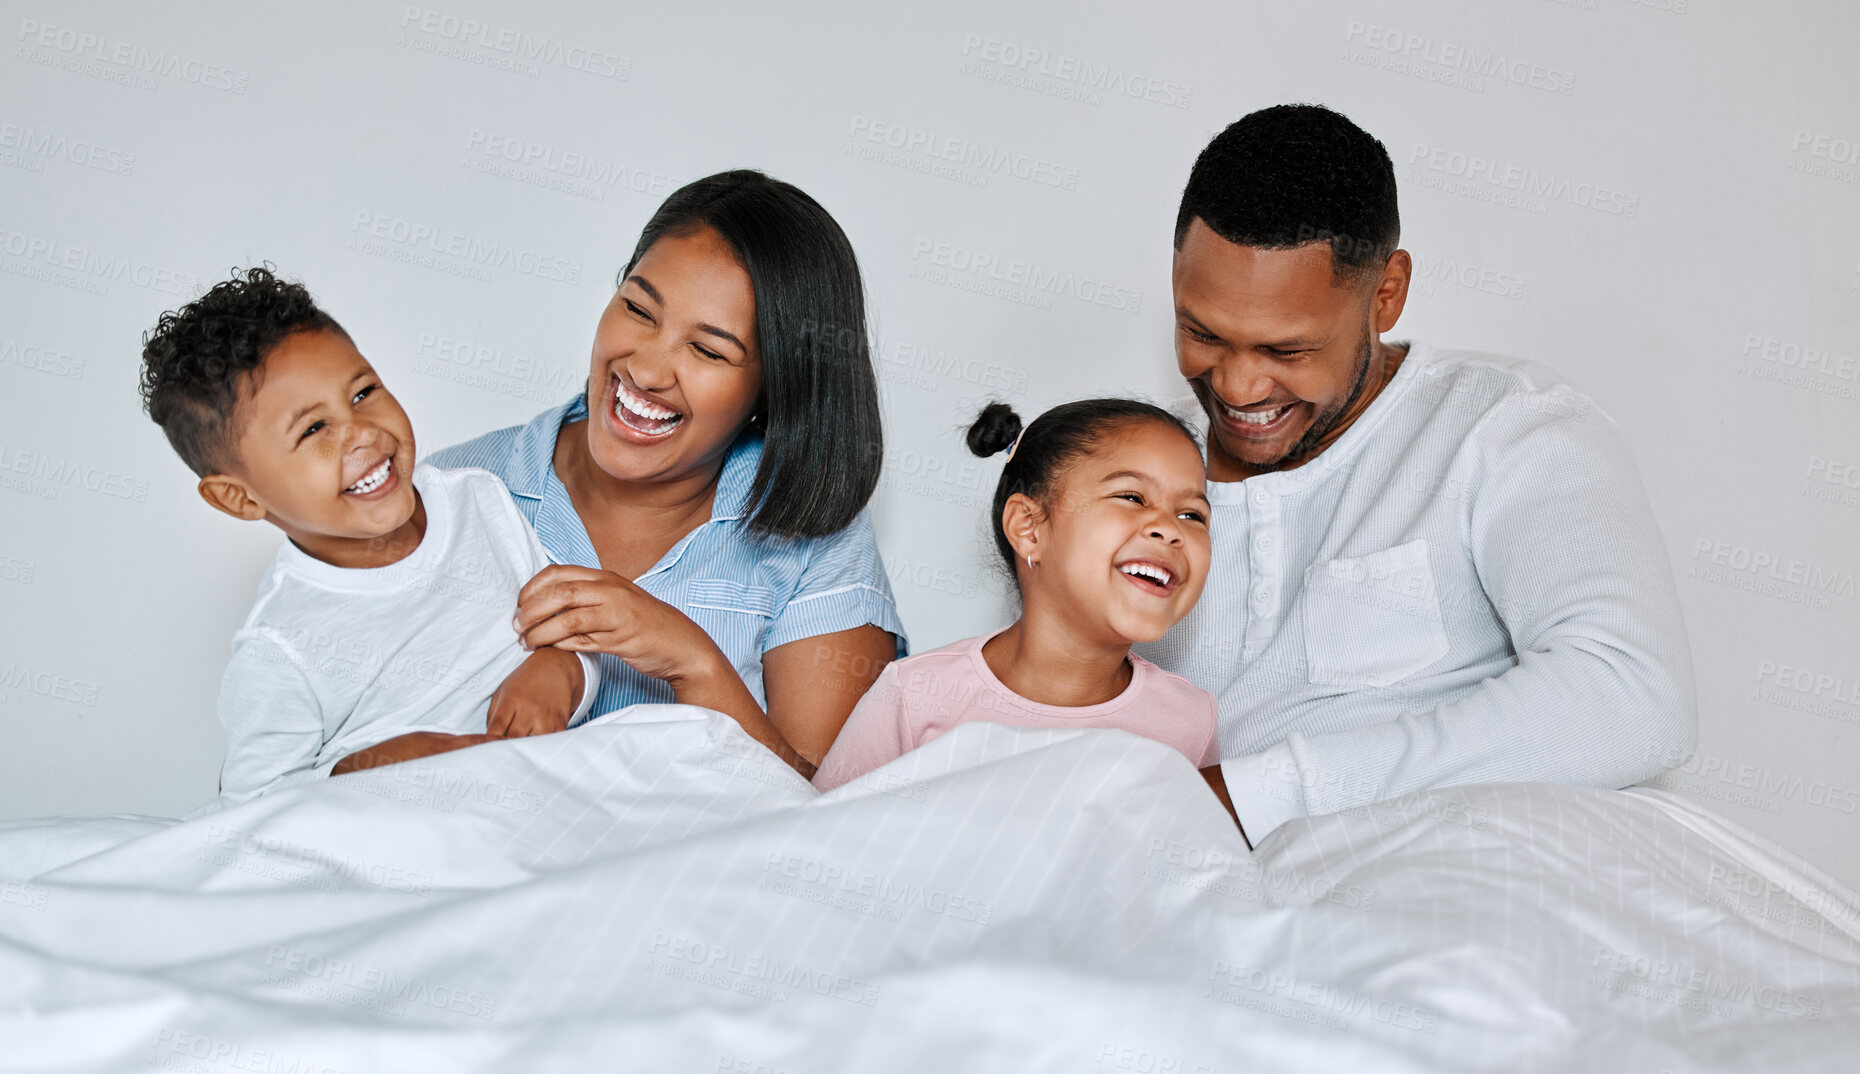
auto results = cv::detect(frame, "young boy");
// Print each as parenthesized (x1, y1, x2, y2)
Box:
(140, 266, 597, 808)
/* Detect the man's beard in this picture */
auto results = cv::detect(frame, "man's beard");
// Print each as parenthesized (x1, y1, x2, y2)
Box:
(1264, 323, 1373, 470)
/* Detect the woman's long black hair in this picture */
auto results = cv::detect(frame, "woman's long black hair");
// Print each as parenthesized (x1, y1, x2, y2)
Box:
(621, 170, 882, 540)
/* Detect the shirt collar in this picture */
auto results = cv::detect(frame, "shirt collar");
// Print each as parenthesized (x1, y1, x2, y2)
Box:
(513, 393, 763, 524)
(503, 395, 581, 502)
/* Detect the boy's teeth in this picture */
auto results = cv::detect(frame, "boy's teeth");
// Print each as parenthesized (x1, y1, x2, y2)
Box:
(1119, 563, 1172, 586)
(1227, 403, 1289, 426)
(346, 460, 390, 494)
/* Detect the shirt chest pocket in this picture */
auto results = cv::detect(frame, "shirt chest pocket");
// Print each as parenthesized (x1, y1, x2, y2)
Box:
(1300, 540, 1449, 689)
(686, 579, 780, 618)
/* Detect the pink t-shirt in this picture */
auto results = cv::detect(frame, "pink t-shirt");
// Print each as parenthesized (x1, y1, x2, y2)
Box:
(812, 629, 1221, 791)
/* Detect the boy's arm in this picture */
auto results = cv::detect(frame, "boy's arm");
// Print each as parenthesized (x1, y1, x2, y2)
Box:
(486, 647, 592, 738)
(216, 634, 328, 805)
(330, 730, 497, 774)
(479, 472, 601, 738)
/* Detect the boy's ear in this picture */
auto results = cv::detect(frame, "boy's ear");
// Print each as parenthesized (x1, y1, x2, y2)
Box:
(197, 474, 268, 521)
(1001, 492, 1045, 567)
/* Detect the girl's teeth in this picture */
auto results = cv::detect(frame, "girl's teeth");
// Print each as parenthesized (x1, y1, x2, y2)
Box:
(1119, 564, 1172, 586)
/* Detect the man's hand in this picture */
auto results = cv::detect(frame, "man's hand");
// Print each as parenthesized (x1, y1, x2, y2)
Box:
(487, 647, 583, 738)
(331, 731, 496, 775)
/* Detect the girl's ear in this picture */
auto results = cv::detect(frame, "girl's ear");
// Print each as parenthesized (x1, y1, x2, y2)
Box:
(1001, 492, 1045, 567)
(198, 474, 268, 522)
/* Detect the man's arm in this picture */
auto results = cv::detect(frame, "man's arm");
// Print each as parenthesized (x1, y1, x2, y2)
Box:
(1223, 393, 1697, 841)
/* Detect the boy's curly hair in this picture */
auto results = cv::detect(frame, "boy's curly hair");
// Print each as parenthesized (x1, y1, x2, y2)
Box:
(139, 265, 344, 476)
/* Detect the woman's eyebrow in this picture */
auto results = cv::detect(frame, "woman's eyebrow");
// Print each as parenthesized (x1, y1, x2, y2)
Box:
(624, 274, 662, 304)
(697, 323, 747, 353)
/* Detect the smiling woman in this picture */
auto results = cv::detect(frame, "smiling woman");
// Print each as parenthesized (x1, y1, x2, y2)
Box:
(429, 171, 905, 776)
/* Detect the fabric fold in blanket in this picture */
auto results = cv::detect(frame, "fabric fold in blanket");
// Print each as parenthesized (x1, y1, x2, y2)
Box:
(0, 704, 1856, 1073)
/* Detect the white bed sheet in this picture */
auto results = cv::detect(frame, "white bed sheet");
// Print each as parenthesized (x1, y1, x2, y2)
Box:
(1, 704, 1856, 1073)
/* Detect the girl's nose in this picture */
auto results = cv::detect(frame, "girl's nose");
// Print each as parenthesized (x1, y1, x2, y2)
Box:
(1148, 517, 1184, 545)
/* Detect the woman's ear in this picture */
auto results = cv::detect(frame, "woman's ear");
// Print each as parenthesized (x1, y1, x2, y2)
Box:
(198, 474, 268, 522)
(1001, 492, 1045, 568)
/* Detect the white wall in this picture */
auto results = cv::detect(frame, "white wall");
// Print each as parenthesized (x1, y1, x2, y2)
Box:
(3, 0, 1856, 886)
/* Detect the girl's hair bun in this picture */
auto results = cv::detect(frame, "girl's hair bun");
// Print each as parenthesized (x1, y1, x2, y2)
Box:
(965, 401, 1024, 458)
(967, 398, 1026, 456)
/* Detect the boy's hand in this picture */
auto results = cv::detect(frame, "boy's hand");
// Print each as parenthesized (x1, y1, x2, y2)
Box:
(487, 647, 583, 738)
(331, 731, 495, 775)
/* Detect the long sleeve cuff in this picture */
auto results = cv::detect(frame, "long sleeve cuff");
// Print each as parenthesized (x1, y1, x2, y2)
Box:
(571, 652, 601, 724)
(1221, 743, 1308, 846)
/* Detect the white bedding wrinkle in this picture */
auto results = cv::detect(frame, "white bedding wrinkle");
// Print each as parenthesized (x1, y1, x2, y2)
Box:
(0, 706, 1855, 1073)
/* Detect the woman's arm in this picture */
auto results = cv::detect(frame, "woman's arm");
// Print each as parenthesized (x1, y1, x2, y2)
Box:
(665, 640, 816, 779)
(762, 624, 897, 768)
(513, 565, 826, 778)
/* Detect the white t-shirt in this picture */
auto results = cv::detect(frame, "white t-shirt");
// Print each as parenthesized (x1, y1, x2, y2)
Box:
(1136, 342, 1697, 843)
(212, 464, 598, 806)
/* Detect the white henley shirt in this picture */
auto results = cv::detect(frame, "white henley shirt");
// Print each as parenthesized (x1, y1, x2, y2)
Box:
(1136, 341, 1697, 843)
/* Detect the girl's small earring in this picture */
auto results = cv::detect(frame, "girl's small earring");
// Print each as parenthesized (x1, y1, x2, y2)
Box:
(1026, 555, 1035, 570)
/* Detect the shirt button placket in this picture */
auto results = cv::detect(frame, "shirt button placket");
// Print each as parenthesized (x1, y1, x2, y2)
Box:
(1244, 486, 1279, 659)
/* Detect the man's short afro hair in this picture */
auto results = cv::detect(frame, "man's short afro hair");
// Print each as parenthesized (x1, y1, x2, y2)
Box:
(1175, 103, 1400, 282)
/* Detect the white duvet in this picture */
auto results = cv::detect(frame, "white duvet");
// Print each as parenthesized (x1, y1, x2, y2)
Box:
(2, 705, 1856, 1073)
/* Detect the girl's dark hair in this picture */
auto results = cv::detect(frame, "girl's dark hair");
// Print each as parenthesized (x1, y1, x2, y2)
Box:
(620, 170, 881, 540)
(966, 398, 1199, 577)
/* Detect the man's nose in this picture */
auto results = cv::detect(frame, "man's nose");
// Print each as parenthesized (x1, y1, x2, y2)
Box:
(1209, 355, 1279, 407)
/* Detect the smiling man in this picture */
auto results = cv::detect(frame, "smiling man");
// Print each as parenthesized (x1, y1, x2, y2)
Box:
(1138, 104, 1697, 847)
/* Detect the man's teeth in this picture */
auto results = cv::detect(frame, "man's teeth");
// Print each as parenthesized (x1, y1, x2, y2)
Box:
(615, 380, 681, 424)
(1226, 403, 1290, 426)
(1119, 563, 1173, 586)
(346, 460, 390, 494)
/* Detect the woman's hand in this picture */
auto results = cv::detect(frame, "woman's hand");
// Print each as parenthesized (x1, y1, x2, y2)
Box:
(515, 565, 812, 777)
(514, 565, 726, 686)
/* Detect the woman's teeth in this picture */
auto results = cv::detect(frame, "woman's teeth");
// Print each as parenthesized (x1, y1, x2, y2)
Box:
(614, 380, 683, 436)
(345, 460, 391, 494)
(1224, 402, 1291, 426)
(1119, 562, 1174, 587)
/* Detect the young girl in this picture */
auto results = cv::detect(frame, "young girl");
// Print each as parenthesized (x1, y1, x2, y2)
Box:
(814, 398, 1226, 795)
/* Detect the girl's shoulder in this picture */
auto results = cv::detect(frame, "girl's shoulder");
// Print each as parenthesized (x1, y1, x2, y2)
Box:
(1130, 651, 1218, 709)
(879, 633, 989, 685)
